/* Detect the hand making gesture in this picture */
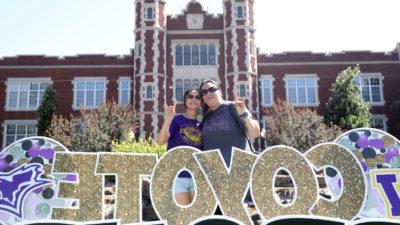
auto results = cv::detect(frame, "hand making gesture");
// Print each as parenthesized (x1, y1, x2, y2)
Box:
(164, 98, 177, 122)
(234, 93, 248, 115)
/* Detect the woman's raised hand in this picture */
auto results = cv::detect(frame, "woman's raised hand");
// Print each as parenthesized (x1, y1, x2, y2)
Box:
(234, 93, 247, 115)
(164, 98, 177, 122)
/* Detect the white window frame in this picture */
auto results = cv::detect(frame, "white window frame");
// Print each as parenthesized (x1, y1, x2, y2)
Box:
(5, 78, 52, 111)
(118, 77, 131, 105)
(284, 74, 320, 107)
(250, 39, 256, 56)
(144, 5, 156, 21)
(72, 77, 108, 110)
(143, 83, 155, 100)
(357, 73, 385, 106)
(236, 82, 249, 98)
(260, 75, 274, 107)
(234, 3, 247, 20)
(135, 42, 142, 58)
(171, 40, 219, 67)
(2, 120, 37, 148)
(370, 114, 388, 131)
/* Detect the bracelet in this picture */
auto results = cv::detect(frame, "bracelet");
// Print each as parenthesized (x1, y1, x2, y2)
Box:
(238, 111, 249, 120)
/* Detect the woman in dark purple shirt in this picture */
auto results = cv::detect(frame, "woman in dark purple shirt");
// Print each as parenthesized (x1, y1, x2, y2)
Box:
(156, 88, 202, 206)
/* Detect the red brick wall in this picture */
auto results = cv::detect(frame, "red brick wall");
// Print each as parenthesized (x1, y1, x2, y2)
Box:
(0, 55, 133, 147)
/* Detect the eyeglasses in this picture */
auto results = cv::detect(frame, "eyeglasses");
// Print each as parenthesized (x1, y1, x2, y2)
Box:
(186, 94, 202, 100)
(201, 86, 219, 95)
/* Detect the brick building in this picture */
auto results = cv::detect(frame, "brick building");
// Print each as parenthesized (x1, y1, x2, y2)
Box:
(1, 0, 399, 149)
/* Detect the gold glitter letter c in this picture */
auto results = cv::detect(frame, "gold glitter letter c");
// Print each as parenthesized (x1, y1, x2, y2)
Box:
(305, 143, 366, 220)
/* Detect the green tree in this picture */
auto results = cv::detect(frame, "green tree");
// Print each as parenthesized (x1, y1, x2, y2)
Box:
(47, 101, 139, 152)
(324, 66, 371, 129)
(37, 85, 58, 136)
(264, 100, 342, 153)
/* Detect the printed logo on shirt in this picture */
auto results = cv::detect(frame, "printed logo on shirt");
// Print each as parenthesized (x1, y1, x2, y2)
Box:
(180, 125, 202, 147)
(202, 114, 230, 133)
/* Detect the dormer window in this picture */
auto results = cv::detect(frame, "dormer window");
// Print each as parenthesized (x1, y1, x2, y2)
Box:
(235, 5, 246, 19)
(144, 7, 155, 20)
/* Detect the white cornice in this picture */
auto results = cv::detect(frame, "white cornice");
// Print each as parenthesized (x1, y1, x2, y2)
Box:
(257, 61, 399, 66)
(0, 65, 133, 69)
(167, 30, 223, 35)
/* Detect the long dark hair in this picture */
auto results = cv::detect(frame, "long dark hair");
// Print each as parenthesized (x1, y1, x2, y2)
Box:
(183, 88, 202, 109)
(199, 79, 221, 117)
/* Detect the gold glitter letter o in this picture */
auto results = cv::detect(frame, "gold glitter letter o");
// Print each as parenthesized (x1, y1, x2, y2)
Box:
(151, 147, 217, 225)
(251, 146, 318, 219)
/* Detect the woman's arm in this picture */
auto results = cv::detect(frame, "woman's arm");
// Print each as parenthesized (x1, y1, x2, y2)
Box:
(156, 102, 176, 145)
(241, 113, 260, 139)
(234, 95, 260, 139)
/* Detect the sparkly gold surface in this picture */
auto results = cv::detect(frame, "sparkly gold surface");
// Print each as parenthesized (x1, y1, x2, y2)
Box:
(252, 146, 318, 219)
(382, 135, 396, 148)
(151, 147, 217, 225)
(43, 164, 52, 175)
(305, 143, 366, 220)
(16, 159, 29, 167)
(195, 149, 257, 225)
(97, 153, 157, 224)
(353, 151, 363, 161)
(51, 153, 102, 221)
(376, 154, 385, 164)
(365, 158, 376, 168)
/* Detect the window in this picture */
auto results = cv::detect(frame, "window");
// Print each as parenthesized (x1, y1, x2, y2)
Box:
(238, 84, 246, 97)
(6, 81, 50, 111)
(235, 5, 246, 19)
(175, 79, 204, 102)
(250, 40, 256, 56)
(184, 44, 191, 66)
(145, 7, 155, 20)
(119, 79, 131, 105)
(175, 43, 217, 66)
(261, 77, 274, 106)
(370, 115, 388, 131)
(192, 45, 199, 65)
(175, 45, 183, 65)
(354, 75, 384, 105)
(144, 84, 154, 100)
(285, 75, 319, 106)
(200, 44, 207, 65)
(135, 42, 142, 58)
(74, 79, 107, 109)
(208, 44, 216, 65)
(3, 120, 37, 148)
(176, 80, 184, 101)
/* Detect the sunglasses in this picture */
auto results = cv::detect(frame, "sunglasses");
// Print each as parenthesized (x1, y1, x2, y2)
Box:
(201, 86, 219, 95)
(186, 94, 202, 100)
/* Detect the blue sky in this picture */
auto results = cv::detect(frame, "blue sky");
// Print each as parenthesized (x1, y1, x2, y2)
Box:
(0, 0, 399, 57)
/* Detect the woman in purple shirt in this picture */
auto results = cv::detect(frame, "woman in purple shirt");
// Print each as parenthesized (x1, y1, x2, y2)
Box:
(156, 88, 202, 205)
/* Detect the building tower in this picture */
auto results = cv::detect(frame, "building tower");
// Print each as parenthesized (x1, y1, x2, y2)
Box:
(223, 0, 258, 112)
(133, 0, 167, 137)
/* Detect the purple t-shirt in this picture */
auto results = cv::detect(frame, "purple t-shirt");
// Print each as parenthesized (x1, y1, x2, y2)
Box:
(167, 115, 202, 178)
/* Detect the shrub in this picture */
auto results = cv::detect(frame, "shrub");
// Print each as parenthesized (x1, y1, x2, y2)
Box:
(264, 100, 342, 153)
(47, 101, 138, 152)
(112, 138, 166, 157)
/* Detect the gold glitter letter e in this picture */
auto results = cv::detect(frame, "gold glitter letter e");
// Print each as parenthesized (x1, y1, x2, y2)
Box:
(52, 153, 102, 221)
